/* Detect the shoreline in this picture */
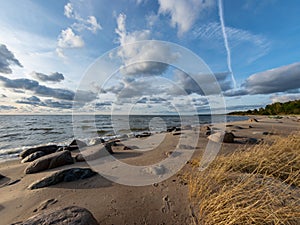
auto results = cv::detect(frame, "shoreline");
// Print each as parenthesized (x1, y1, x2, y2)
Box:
(0, 115, 299, 224)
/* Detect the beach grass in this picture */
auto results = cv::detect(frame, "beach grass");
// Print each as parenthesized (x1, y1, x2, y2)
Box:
(188, 131, 300, 224)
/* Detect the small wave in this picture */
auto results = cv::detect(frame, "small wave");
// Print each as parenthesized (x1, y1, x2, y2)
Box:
(29, 128, 54, 131)
(0, 133, 20, 138)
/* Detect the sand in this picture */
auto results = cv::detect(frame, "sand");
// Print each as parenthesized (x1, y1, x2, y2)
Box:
(0, 115, 299, 225)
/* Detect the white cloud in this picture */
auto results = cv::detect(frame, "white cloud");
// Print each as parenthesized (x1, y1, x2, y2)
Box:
(115, 13, 179, 76)
(57, 28, 84, 48)
(64, 2, 74, 18)
(158, 0, 215, 35)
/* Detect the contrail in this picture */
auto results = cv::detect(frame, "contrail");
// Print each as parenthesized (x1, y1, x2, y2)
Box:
(218, 0, 237, 89)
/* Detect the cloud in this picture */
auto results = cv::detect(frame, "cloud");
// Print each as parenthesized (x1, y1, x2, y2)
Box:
(192, 22, 270, 63)
(0, 44, 23, 74)
(16, 95, 73, 109)
(1, 94, 7, 98)
(63, 2, 102, 33)
(244, 62, 300, 94)
(224, 62, 300, 97)
(115, 13, 179, 76)
(57, 28, 84, 49)
(172, 70, 232, 96)
(158, 0, 215, 35)
(16, 96, 42, 105)
(31, 71, 64, 83)
(0, 75, 74, 100)
(0, 105, 16, 111)
(270, 94, 300, 103)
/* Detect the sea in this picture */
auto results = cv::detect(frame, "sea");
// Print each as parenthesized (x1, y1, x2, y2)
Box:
(0, 114, 248, 162)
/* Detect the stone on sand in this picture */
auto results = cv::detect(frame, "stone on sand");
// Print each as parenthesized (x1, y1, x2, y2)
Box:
(28, 168, 97, 189)
(24, 150, 74, 174)
(15, 206, 99, 225)
(208, 132, 235, 143)
(21, 151, 46, 163)
(69, 139, 88, 148)
(20, 145, 58, 159)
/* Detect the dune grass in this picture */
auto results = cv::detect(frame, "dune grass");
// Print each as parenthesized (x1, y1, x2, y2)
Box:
(188, 132, 300, 224)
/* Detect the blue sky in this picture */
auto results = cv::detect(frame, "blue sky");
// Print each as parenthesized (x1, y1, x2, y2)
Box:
(0, 0, 299, 114)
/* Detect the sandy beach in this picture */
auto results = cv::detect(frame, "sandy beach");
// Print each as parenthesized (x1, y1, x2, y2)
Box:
(0, 115, 299, 225)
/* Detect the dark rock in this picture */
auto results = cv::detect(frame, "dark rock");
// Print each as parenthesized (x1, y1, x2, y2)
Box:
(104, 143, 114, 154)
(16, 206, 99, 225)
(28, 168, 97, 189)
(25, 150, 74, 174)
(223, 132, 235, 143)
(123, 146, 132, 150)
(20, 145, 58, 159)
(0, 174, 4, 179)
(248, 118, 258, 122)
(246, 138, 259, 144)
(208, 132, 235, 143)
(167, 127, 177, 132)
(172, 132, 182, 136)
(21, 151, 46, 163)
(8, 179, 21, 186)
(74, 153, 85, 162)
(69, 139, 87, 148)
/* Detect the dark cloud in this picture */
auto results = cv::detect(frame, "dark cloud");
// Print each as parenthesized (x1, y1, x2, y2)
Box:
(0, 75, 97, 103)
(0, 105, 17, 110)
(244, 62, 300, 94)
(224, 62, 300, 97)
(173, 71, 232, 96)
(31, 71, 64, 83)
(16, 96, 73, 109)
(16, 96, 42, 106)
(0, 44, 22, 74)
(1, 94, 7, 98)
(0, 75, 74, 100)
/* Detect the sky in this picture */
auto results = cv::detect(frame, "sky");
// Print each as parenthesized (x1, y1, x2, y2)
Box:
(0, 0, 299, 114)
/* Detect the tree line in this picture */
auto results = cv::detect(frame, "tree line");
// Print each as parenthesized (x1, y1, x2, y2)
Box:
(229, 99, 300, 115)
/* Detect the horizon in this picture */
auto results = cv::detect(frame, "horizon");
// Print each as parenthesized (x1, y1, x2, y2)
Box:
(0, 0, 300, 115)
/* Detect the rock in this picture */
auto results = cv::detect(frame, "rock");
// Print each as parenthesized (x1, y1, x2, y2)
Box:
(74, 153, 85, 162)
(7, 179, 21, 186)
(172, 132, 182, 136)
(167, 127, 177, 132)
(208, 132, 235, 143)
(0, 173, 4, 179)
(104, 143, 114, 154)
(248, 118, 258, 122)
(223, 132, 235, 143)
(200, 126, 211, 135)
(90, 138, 105, 145)
(135, 132, 151, 138)
(69, 139, 87, 148)
(20, 145, 58, 159)
(25, 150, 74, 174)
(246, 138, 259, 144)
(57, 146, 78, 152)
(21, 151, 46, 163)
(33, 199, 58, 212)
(123, 146, 132, 150)
(28, 168, 97, 189)
(16, 206, 99, 225)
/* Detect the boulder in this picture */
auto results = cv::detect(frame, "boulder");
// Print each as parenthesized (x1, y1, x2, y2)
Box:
(208, 132, 235, 143)
(200, 125, 211, 135)
(248, 118, 258, 122)
(15, 206, 99, 225)
(25, 150, 74, 174)
(135, 132, 151, 138)
(21, 151, 46, 163)
(74, 153, 86, 162)
(223, 132, 235, 143)
(20, 145, 58, 159)
(0, 173, 4, 179)
(28, 168, 97, 189)
(69, 139, 87, 149)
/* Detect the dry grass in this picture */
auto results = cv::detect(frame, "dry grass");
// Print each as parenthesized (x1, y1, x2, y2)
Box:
(189, 132, 300, 225)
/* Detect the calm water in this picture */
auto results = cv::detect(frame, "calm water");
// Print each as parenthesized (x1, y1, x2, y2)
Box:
(0, 114, 247, 161)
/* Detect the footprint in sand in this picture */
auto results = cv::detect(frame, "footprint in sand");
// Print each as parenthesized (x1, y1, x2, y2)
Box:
(161, 195, 171, 213)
